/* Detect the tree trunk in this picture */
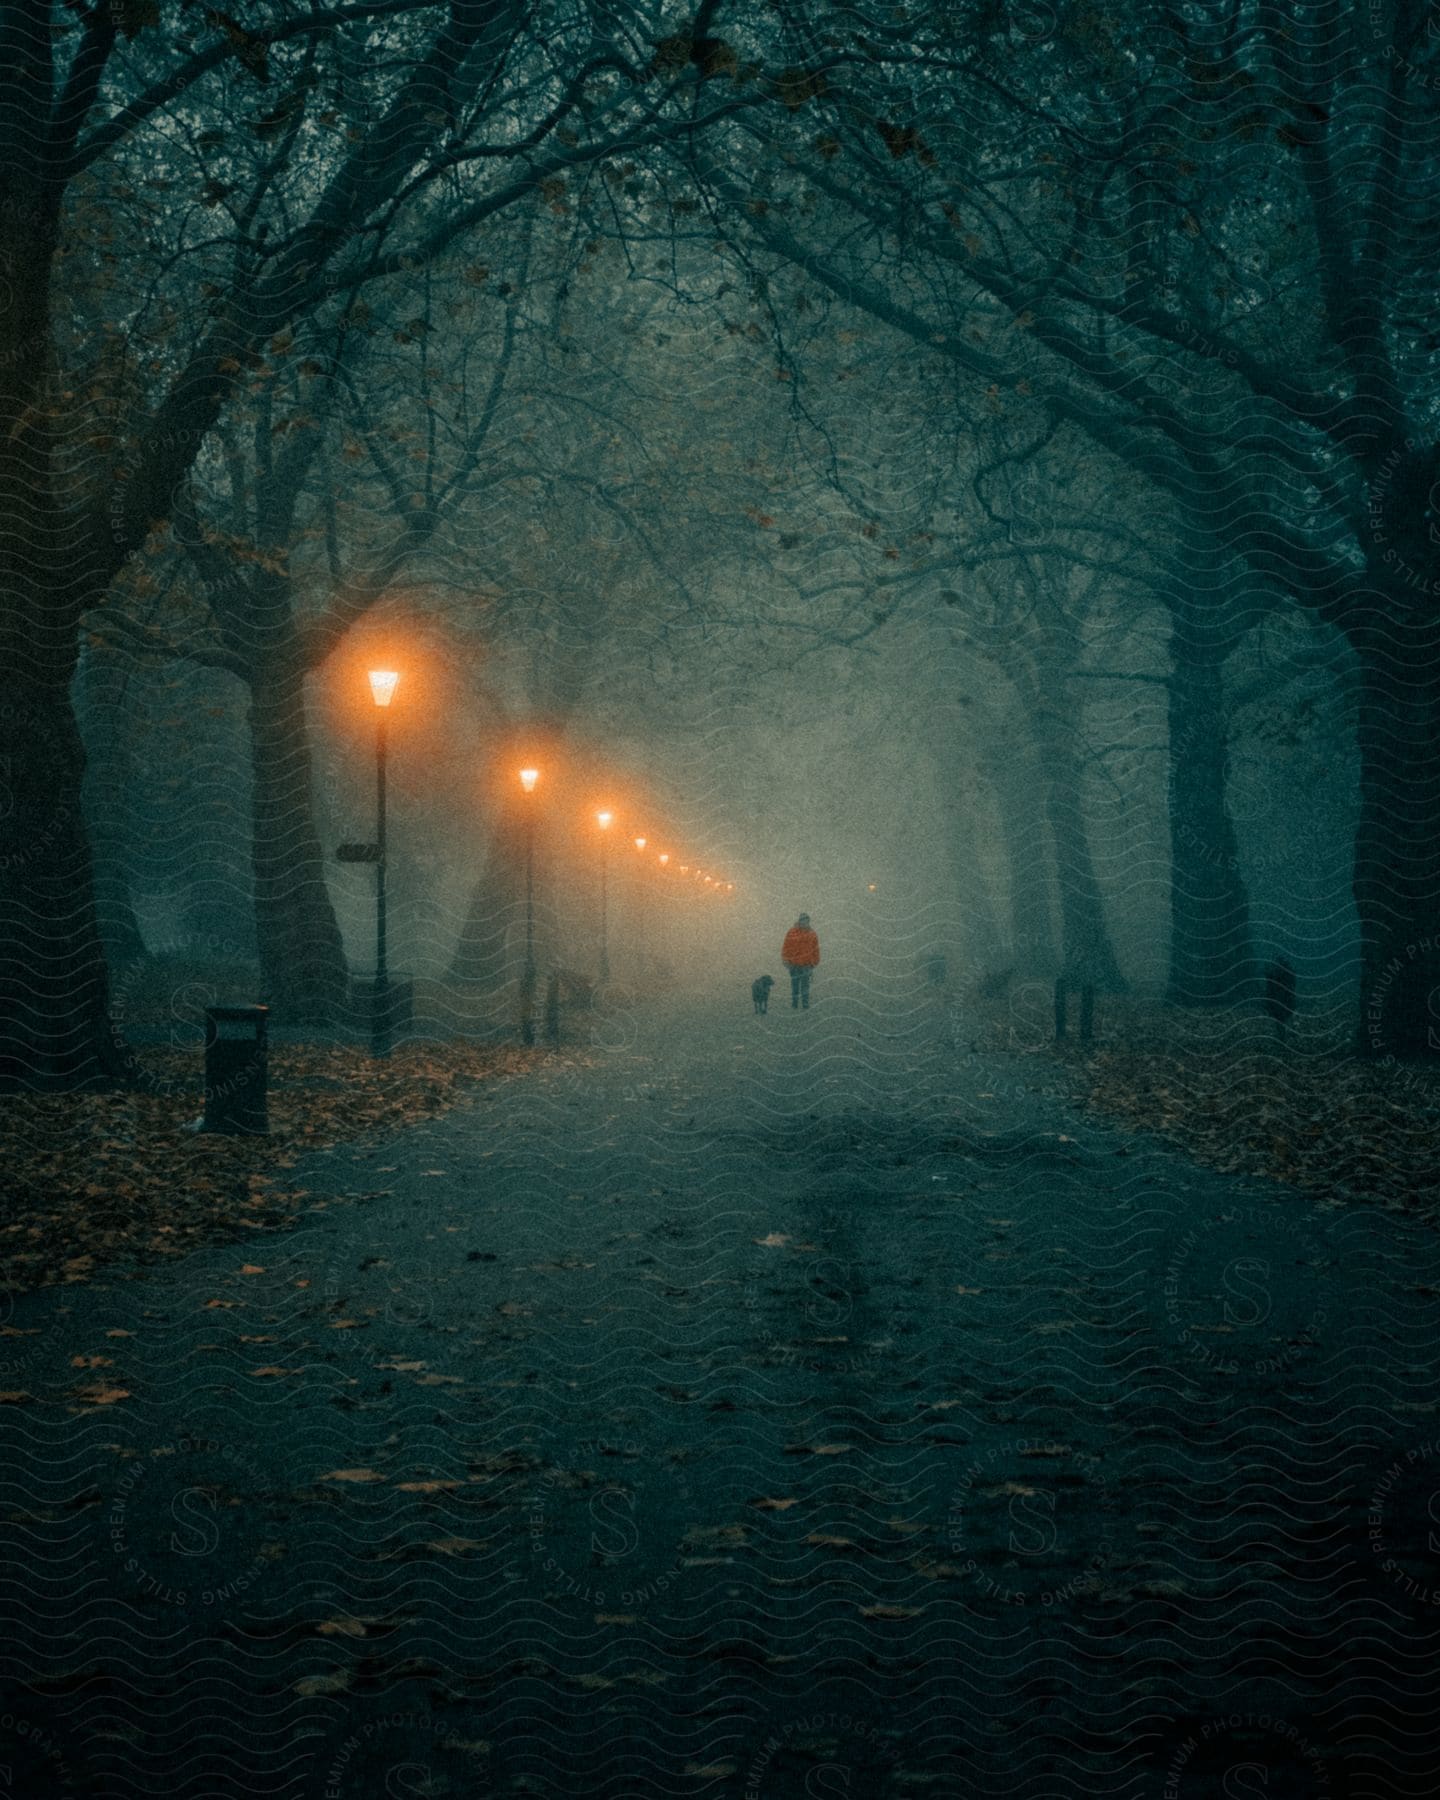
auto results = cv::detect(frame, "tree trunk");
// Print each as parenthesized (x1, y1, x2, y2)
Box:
(448, 816, 523, 994)
(937, 757, 1005, 977)
(954, 838, 1004, 978)
(0, 684, 130, 1088)
(177, 671, 257, 961)
(983, 750, 1058, 975)
(0, 139, 125, 1088)
(249, 657, 348, 1021)
(1350, 626, 1440, 1060)
(1030, 685, 1127, 991)
(1164, 624, 1255, 1006)
(76, 643, 147, 968)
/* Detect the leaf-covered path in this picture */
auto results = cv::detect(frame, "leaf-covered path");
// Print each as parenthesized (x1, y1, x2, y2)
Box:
(2, 985, 1437, 1798)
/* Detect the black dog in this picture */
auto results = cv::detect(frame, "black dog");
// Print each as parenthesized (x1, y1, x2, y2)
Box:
(752, 974, 775, 1014)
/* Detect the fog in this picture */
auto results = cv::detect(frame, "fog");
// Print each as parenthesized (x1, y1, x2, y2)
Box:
(11, 6, 1440, 1796)
(30, 76, 1395, 1063)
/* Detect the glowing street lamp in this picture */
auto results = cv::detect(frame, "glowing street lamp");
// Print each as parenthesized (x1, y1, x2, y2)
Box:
(367, 670, 400, 1056)
(596, 808, 613, 983)
(632, 837, 649, 968)
(344, 669, 397, 1055)
(658, 852, 670, 867)
(519, 767, 540, 1043)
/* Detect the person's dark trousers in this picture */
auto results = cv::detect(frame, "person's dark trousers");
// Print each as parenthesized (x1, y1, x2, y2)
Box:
(790, 967, 812, 1008)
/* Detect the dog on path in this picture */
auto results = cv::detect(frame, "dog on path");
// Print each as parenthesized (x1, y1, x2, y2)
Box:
(751, 975, 775, 1014)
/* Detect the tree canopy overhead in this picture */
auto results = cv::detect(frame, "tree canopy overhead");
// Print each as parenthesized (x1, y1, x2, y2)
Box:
(0, 0, 772, 1084)
(663, 0, 1440, 1054)
(4, 0, 1439, 1083)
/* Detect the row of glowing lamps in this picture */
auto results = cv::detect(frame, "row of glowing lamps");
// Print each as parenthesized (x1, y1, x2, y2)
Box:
(369, 670, 736, 895)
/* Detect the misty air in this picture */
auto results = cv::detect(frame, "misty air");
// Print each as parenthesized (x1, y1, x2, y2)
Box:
(2, 2, 1439, 1795)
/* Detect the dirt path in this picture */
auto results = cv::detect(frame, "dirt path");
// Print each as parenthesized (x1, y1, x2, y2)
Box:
(2, 983, 1437, 1798)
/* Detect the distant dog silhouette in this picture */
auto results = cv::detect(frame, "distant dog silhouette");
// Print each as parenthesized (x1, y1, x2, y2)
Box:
(752, 974, 775, 1014)
(1262, 958, 1297, 1039)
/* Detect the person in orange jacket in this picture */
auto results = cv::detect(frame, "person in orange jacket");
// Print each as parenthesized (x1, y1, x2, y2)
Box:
(780, 913, 820, 1009)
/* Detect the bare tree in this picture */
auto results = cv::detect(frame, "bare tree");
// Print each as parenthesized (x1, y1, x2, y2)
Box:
(678, 0, 1440, 1053)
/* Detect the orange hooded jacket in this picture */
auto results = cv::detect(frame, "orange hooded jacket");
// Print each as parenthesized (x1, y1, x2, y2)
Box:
(781, 925, 820, 968)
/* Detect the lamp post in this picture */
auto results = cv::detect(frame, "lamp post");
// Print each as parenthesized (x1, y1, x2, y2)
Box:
(519, 767, 539, 1044)
(633, 836, 647, 972)
(596, 809, 613, 983)
(367, 669, 398, 1054)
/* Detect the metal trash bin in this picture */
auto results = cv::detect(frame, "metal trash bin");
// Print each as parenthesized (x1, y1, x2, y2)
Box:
(203, 1005, 269, 1135)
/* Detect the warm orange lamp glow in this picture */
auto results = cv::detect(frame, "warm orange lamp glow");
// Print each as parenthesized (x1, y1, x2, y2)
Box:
(519, 768, 539, 794)
(368, 669, 399, 708)
(597, 809, 613, 829)
(658, 853, 670, 866)
(634, 836, 647, 851)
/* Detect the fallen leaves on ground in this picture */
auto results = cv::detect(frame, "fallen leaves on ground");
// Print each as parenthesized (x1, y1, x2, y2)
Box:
(294, 1669, 352, 1697)
(1, 1042, 552, 1297)
(70, 1383, 131, 1406)
(1022, 1000, 1440, 1214)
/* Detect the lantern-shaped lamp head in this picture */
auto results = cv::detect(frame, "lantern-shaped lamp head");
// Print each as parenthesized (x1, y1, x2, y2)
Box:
(597, 809, 613, 829)
(368, 669, 399, 708)
(519, 768, 539, 794)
